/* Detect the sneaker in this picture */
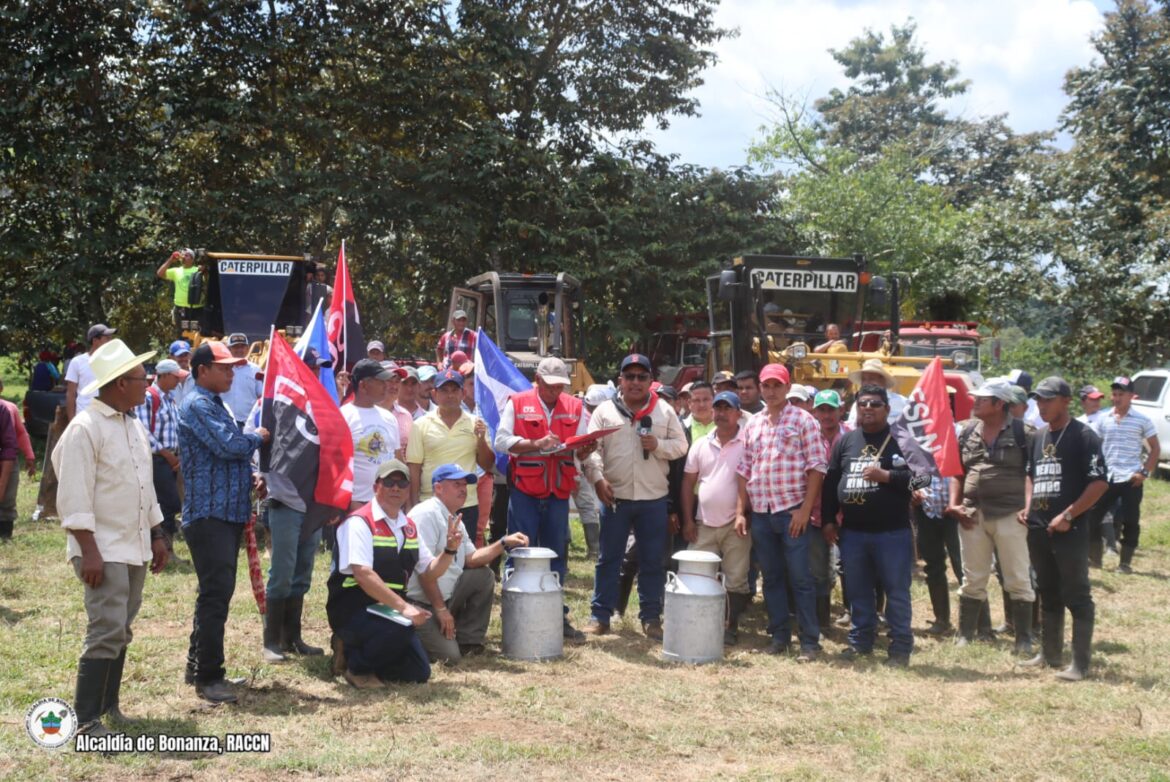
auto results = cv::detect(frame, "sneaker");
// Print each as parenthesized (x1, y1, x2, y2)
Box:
(1118, 563, 1133, 574)
(924, 620, 953, 636)
(767, 638, 790, 656)
(834, 612, 851, 628)
(195, 679, 239, 703)
(838, 646, 871, 661)
(458, 643, 486, 657)
(795, 647, 819, 663)
(723, 628, 739, 646)
(1055, 665, 1086, 682)
(642, 620, 664, 641)
(885, 654, 910, 668)
(563, 619, 587, 646)
(583, 618, 610, 635)
(344, 670, 386, 689)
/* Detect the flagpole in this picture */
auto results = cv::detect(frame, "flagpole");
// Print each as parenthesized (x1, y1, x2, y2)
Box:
(340, 239, 347, 370)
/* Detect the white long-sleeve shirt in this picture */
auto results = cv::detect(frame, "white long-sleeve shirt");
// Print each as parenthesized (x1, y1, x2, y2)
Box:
(494, 393, 588, 453)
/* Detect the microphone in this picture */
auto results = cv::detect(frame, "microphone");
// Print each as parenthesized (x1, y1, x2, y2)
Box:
(638, 416, 653, 460)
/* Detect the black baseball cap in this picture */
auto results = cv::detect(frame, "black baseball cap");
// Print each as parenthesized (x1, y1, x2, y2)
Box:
(352, 358, 394, 384)
(1031, 376, 1072, 399)
(1111, 376, 1136, 393)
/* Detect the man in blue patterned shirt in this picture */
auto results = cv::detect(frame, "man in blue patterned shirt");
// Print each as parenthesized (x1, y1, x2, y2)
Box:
(133, 359, 187, 561)
(179, 341, 269, 703)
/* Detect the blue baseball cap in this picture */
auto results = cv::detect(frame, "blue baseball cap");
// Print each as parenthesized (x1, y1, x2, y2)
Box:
(431, 463, 477, 485)
(713, 390, 741, 409)
(620, 353, 652, 372)
(169, 339, 191, 356)
(434, 367, 464, 388)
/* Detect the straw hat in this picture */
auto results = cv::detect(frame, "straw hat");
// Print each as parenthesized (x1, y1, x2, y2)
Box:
(848, 358, 894, 386)
(80, 339, 156, 395)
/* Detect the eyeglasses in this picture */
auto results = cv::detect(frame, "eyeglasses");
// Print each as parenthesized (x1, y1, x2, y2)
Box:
(622, 373, 651, 382)
(855, 400, 886, 408)
(380, 477, 410, 489)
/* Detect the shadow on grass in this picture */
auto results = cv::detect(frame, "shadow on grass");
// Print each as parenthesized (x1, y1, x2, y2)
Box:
(0, 605, 38, 624)
(1095, 640, 1130, 654)
(227, 679, 347, 715)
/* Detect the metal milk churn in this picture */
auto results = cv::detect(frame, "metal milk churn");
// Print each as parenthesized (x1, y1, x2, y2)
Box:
(501, 547, 564, 661)
(662, 550, 725, 664)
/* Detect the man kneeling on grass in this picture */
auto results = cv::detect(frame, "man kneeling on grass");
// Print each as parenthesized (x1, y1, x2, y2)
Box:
(407, 463, 528, 663)
(327, 459, 445, 689)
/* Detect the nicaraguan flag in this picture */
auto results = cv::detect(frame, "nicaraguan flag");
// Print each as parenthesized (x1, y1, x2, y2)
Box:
(295, 298, 339, 404)
(473, 327, 532, 474)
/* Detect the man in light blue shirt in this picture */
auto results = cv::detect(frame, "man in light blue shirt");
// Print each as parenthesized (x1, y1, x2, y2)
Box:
(222, 333, 263, 426)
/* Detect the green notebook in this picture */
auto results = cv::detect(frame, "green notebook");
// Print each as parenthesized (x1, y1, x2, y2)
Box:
(366, 604, 413, 626)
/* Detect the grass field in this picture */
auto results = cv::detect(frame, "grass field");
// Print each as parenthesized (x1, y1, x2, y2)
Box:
(3, 465, 1170, 780)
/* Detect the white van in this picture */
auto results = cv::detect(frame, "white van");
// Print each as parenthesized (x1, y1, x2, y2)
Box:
(1130, 369, 1170, 469)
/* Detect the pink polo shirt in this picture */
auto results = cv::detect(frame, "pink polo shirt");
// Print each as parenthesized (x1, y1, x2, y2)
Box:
(684, 425, 746, 527)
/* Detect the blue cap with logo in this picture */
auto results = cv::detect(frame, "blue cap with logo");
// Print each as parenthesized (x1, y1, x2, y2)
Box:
(169, 340, 192, 357)
(431, 463, 477, 485)
(620, 353, 652, 372)
(435, 367, 464, 388)
(712, 390, 741, 409)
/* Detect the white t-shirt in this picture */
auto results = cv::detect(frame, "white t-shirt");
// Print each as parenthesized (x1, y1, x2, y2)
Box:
(336, 501, 432, 574)
(342, 403, 401, 502)
(65, 353, 98, 414)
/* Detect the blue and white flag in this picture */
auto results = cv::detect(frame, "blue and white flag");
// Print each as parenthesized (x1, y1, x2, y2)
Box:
(295, 298, 339, 404)
(474, 327, 532, 474)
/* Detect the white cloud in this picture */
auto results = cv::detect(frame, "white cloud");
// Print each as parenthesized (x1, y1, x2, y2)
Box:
(647, 0, 1105, 169)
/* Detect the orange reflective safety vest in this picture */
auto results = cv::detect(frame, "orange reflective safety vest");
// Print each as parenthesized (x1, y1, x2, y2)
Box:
(509, 388, 583, 500)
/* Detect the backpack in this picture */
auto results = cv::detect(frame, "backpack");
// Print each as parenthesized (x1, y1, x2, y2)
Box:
(146, 386, 162, 432)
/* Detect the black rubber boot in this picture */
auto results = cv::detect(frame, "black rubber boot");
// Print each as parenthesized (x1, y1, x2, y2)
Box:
(104, 648, 139, 725)
(582, 523, 600, 562)
(330, 633, 346, 676)
(1118, 545, 1136, 574)
(725, 592, 750, 646)
(283, 595, 324, 655)
(926, 581, 952, 635)
(263, 597, 287, 662)
(74, 657, 114, 737)
(996, 592, 1014, 635)
(616, 569, 636, 618)
(1012, 600, 1035, 657)
(816, 594, 832, 633)
(977, 599, 995, 641)
(1022, 610, 1064, 668)
(955, 596, 981, 646)
(1057, 611, 1093, 681)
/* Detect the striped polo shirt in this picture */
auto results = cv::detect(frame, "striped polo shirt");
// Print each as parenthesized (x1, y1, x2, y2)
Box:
(1096, 408, 1156, 482)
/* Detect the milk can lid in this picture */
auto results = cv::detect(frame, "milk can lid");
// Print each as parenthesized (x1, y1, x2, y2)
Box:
(508, 547, 558, 560)
(672, 550, 721, 565)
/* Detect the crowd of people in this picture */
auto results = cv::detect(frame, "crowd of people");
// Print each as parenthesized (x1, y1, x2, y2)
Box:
(10, 302, 1160, 741)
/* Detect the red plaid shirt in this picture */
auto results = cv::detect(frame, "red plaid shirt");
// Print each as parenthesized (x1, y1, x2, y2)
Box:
(737, 403, 828, 513)
(437, 328, 477, 364)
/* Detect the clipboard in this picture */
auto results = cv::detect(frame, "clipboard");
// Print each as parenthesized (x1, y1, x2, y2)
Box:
(538, 426, 622, 455)
(367, 604, 413, 626)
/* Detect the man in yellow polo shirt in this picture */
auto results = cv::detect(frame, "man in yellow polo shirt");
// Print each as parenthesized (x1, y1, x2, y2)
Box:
(406, 368, 495, 545)
(156, 248, 204, 338)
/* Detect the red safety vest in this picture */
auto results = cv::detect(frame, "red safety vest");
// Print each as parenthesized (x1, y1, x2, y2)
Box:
(509, 388, 582, 500)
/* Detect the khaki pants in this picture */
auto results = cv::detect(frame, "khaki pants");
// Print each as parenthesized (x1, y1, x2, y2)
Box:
(958, 509, 1034, 602)
(412, 567, 495, 664)
(72, 558, 147, 659)
(691, 522, 751, 594)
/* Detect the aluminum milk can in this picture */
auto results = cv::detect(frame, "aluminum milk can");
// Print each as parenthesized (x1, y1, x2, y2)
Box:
(501, 547, 564, 661)
(662, 550, 725, 664)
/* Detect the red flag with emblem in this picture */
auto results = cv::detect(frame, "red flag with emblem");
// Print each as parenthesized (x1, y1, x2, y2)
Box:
(894, 357, 962, 478)
(326, 240, 364, 371)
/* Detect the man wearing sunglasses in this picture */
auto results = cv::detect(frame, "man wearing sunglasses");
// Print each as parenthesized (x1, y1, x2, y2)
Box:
(407, 464, 528, 663)
(581, 354, 688, 640)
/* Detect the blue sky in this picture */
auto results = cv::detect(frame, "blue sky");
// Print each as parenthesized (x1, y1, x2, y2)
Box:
(647, 0, 1114, 170)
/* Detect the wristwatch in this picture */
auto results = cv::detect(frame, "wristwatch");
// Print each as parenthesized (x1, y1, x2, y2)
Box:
(1060, 510, 1073, 523)
(1139, 468, 1150, 477)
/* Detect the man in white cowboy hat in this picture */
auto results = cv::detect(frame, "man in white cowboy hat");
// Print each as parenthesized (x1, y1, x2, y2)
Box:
(847, 358, 907, 424)
(53, 338, 169, 739)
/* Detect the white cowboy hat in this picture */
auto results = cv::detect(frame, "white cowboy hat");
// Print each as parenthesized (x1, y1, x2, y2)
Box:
(80, 339, 156, 396)
(848, 357, 894, 386)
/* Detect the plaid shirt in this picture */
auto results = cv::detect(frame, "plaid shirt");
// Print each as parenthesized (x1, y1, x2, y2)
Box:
(921, 475, 949, 519)
(737, 403, 828, 513)
(437, 328, 477, 365)
(133, 384, 180, 454)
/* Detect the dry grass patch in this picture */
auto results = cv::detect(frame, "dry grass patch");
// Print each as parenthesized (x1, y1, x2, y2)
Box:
(3, 477, 1170, 780)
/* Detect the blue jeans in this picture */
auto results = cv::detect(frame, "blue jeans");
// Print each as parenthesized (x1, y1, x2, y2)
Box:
(507, 489, 570, 584)
(591, 498, 667, 623)
(839, 527, 914, 657)
(266, 502, 322, 600)
(752, 510, 820, 650)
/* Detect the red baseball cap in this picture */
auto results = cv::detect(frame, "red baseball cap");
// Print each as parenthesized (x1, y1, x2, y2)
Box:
(759, 363, 790, 385)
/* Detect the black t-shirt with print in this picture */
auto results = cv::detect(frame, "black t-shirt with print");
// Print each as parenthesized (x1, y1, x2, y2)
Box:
(1026, 418, 1106, 530)
(823, 427, 913, 533)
